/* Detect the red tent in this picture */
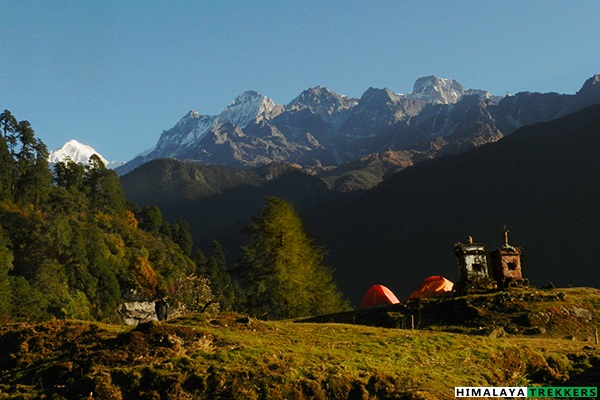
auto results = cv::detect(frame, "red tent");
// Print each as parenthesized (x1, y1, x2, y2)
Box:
(408, 276, 454, 300)
(359, 284, 401, 309)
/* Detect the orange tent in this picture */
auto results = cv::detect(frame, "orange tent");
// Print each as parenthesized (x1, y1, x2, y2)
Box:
(408, 276, 454, 300)
(359, 284, 401, 309)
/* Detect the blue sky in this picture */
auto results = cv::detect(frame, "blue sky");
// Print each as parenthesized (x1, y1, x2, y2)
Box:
(2, 1, 599, 161)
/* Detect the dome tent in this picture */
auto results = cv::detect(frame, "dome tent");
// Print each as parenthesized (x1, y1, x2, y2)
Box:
(408, 276, 454, 300)
(359, 284, 401, 309)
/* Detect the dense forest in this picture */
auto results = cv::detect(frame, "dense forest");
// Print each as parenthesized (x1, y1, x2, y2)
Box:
(0, 110, 347, 323)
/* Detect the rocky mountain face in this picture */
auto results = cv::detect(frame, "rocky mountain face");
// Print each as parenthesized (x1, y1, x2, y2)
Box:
(117, 75, 600, 190)
(405, 75, 499, 104)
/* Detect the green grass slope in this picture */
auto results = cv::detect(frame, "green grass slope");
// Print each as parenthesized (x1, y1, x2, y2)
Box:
(1, 288, 599, 399)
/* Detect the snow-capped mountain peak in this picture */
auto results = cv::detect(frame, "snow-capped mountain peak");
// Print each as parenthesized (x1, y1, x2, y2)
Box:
(49, 139, 108, 165)
(406, 76, 498, 105)
(287, 86, 357, 119)
(178, 110, 200, 124)
(407, 76, 466, 104)
(217, 90, 282, 127)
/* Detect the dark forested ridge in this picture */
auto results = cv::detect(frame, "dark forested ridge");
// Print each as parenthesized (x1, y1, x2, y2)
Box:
(121, 160, 332, 259)
(122, 105, 600, 305)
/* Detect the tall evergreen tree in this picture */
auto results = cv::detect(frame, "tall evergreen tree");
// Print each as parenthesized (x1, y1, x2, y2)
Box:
(171, 219, 193, 256)
(0, 133, 13, 200)
(236, 196, 348, 320)
(8, 120, 52, 206)
(84, 154, 125, 212)
(206, 241, 235, 310)
(136, 205, 164, 233)
(54, 157, 86, 192)
(0, 228, 13, 320)
(0, 110, 18, 156)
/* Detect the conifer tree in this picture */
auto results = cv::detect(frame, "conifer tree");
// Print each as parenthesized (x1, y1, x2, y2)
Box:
(54, 157, 86, 192)
(0, 133, 13, 200)
(171, 219, 193, 256)
(236, 196, 348, 319)
(0, 110, 18, 157)
(206, 241, 235, 310)
(13, 121, 51, 206)
(0, 228, 13, 319)
(84, 154, 125, 212)
(136, 205, 164, 233)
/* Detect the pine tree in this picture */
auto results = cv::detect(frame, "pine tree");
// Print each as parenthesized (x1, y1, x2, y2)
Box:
(84, 154, 125, 213)
(54, 157, 86, 192)
(171, 219, 193, 256)
(0, 133, 13, 200)
(0, 228, 13, 320)
(0, 110, 18, 158)
(206, 241, 235, 310)
(13, 120, 51, 206)
(236, 196, 348, 320)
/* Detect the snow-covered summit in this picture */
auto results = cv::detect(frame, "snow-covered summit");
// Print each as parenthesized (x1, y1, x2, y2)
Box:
(49, 140, 108, 165)
(216, 90, 283, 127)
(48, 140, 124, 169)
(287, 86, 357, 121)
(407, 76, 466, 104)
(406, 76, 497, 105)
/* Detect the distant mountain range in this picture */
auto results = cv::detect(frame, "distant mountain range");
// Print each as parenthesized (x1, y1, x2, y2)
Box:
(121, 104, 600, 304)
(117, 75, 600, 192)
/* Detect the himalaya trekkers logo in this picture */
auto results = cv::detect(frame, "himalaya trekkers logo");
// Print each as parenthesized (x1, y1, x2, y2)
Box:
(454, 386, 598, 398)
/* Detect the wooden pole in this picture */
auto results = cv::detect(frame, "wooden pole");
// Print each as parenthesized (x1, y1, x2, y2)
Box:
(595, 328, 598, 345)
(411, 315, 415, 330)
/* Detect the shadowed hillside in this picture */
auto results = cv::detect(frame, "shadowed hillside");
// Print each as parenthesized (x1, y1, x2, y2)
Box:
(315, 105, 600, 302)
(121, 161, 331, 255)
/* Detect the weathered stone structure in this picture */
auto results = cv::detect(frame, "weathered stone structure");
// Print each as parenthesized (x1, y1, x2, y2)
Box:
(454, 236, 490, 281)
(118, 301, 158, 325)
(453, 236, 498, 295)
(452, 231, 529, 295)
(489, 230, 528, 288)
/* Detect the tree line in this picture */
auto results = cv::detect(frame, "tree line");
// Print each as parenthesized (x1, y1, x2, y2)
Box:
(0, 110, 348, 323)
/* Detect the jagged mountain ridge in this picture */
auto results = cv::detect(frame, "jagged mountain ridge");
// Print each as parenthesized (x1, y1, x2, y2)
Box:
(117, 75, 600, 183)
